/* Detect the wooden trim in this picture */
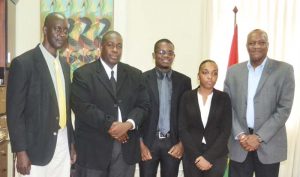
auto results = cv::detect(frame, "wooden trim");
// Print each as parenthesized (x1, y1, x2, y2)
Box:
(0, 0, 6, 67)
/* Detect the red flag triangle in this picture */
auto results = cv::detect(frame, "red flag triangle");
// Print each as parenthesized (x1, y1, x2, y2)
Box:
(228, 24, 238, 67)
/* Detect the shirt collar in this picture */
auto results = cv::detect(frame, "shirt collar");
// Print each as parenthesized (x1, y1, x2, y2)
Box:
(155, 68, 172, 80)
(100, 58, 118, 78)
(39, 44, 59, 61)
(247, 57, 268, 70)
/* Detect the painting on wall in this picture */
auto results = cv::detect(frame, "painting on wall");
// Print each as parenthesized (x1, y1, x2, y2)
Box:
(41, 0, 113, 74)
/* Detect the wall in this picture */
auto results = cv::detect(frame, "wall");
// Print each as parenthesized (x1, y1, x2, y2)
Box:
(15, 1, 206, 88)
(15, 0, 40, 58)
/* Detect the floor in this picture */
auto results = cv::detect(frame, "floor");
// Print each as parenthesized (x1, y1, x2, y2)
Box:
(134, 163, 184, 177)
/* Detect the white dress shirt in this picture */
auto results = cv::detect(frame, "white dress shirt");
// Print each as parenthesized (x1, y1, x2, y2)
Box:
(100, 59, 135, 129)
(197, 91, 213, 144)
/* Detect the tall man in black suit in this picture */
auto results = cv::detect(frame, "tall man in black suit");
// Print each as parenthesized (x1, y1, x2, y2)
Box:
(71, 31, 150, 177)
(7, 12, 76, 177)
(139, 39, 192, 177)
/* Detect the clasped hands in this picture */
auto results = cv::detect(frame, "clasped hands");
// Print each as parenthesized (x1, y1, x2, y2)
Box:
(239, 133, 261, 151)
(140, 141, 184, 161)
(195, 156, 212, 171)
(108, 121, 132, 143)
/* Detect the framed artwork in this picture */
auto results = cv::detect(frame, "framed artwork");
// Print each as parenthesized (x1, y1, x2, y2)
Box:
(40, 0, 113, 74)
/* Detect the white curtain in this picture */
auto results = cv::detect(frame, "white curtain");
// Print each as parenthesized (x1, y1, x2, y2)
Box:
(207, 1, 300, 177)
(116, 1, 300, 176)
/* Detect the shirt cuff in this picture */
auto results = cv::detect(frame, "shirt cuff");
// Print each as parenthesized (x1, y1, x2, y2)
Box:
(235, 132, 245, 140)
(126, 119, 135, 130)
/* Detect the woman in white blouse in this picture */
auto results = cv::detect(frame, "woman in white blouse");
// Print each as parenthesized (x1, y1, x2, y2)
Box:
(179, 60, 232, 177)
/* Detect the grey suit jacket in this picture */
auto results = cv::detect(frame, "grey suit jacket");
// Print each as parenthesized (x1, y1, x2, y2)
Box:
(224, 58, 295, 164)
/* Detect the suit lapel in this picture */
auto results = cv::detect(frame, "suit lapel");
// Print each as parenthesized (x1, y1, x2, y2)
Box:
(240, 63, 249, 104)
(255, 59, 272, 97)
(96, 60, 116, 98)
(59, 58, 70, 98)
(192, 89, 205, 129)
(206, 89, 217, 128)
(148, 69, 159, 105)
(116, 63, 128, 94)
(171, 72, 179, 104)
(33, 46, 57, 100)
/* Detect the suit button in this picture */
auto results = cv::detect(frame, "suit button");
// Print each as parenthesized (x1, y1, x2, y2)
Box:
(118, 100, 122, 103)
(53, 132, 57, 136)
(56, 116, 59, 120)
(114, 104, 118, 108)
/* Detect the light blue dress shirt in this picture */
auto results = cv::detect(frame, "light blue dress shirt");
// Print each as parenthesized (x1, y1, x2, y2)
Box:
(246, 58, 267, 128)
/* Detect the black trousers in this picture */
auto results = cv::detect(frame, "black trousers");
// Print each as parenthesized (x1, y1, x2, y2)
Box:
(229, 151, 280, 177)
(182, 154, 227, 177)
(139, 137, 180, 177)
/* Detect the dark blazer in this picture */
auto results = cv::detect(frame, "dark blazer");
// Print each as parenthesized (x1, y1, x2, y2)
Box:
(6, 45, 73, 165)
(179, 88, 232, 164)
(140, 68, 191, 147)
(71, 60, 149, 170)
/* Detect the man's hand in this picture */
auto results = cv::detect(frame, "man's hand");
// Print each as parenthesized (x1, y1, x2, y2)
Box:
(195, 156, 212, 171)
(239, 134, 260, 151)
(168, 141, 184, 159)
(245, 134, 260, 151)
(70, 143, 77, 164)
(140, 140, 152, 161)
(108, 121, 132, 143)
(16, 151, 31, 175)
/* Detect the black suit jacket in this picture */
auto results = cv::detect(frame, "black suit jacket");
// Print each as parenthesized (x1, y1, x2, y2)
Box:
(6, 45, 73, 165)
(141, 68, 191, 147)
(179, 88, 232, 164)
(71, 60, 149, 170)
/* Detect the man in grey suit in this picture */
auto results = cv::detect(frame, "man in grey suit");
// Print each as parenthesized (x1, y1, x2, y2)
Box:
(224, 29, 295, 177)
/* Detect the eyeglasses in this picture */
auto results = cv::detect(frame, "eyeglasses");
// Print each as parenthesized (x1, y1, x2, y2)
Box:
(248, 41, 268, 47)
(155, 50, 175, 56)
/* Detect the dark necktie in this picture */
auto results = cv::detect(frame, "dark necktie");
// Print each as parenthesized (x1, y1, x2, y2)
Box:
(110, 70, 117, 94)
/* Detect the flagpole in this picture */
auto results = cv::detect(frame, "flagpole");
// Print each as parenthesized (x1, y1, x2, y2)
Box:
(227, 6, 239, 67)
(233, 6, 238, 25)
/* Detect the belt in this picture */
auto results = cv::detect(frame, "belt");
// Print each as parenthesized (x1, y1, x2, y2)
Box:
(156, 131, 170, 139)
(248, 128, 254, 134)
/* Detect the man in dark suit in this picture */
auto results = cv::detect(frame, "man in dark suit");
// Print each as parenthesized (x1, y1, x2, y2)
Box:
(139, 39, 192, 177)
(71, 31, 149, 177)
(7, 12, 76, 177)
(224, 29, 295, 177)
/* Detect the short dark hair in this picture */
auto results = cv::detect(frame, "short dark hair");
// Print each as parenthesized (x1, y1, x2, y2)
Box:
(44, 12, 66, 28)
(101, 31, 122, 45)
(154, 39, 174, 52)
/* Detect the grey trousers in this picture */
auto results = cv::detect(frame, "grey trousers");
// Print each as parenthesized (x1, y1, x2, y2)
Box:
(74, 141, 135, 177)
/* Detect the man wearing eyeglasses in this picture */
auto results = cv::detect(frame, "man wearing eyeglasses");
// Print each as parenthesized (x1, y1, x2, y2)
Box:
(139, 39, 192, 177)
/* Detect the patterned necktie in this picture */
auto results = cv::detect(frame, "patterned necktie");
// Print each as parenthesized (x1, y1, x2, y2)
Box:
(54, 59, 66, 129)
(110, 70, 117, 94)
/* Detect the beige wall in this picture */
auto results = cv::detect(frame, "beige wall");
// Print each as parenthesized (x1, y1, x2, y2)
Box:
(15, 0, 40, 57)
(15, 1, 207, 88)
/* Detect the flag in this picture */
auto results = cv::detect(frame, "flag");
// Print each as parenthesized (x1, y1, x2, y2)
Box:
(228, 24, 238, 67)
(224, 8, 239, 177)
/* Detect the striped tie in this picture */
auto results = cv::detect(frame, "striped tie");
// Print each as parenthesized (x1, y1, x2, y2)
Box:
(54, 59, 66, 128)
